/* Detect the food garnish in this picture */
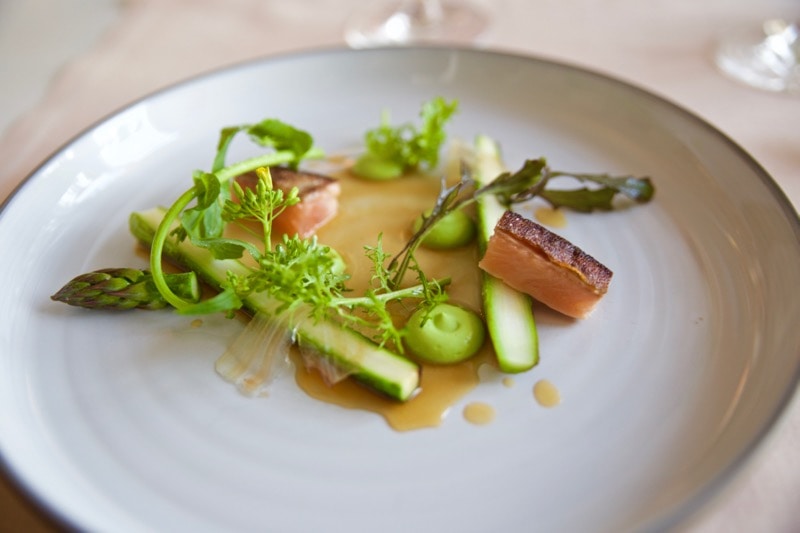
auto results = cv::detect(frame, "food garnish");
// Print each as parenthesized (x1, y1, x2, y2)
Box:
(234, 166, 340, 238)
(51, 97, 655, 415)
(129, 206, 423, 401)
(51, 268, 199, 310)
(403, 303, 486, 364)
(473, 135, 540, 373)
(351, 96, 458, 180)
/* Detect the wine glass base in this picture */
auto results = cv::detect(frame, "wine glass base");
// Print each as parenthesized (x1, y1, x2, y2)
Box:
(714, 20, 799, 94)
(344, 0, 489, 48)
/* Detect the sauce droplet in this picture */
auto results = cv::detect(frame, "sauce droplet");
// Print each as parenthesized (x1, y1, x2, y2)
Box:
(502, 377, 515, 388)
(463, 402, 495, 425)
(533, 379, 561, 408)
(535, 206, 567, 228)
(293, 350, 488, 431)
(190, 318, 204, 328)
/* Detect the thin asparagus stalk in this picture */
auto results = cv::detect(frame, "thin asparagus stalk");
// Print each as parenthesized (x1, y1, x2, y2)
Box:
(51, 268, 199, 310)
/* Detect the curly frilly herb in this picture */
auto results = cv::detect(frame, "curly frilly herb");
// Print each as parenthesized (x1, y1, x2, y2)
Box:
(352, 97, 459, 180)
(146, 120, 446, 351)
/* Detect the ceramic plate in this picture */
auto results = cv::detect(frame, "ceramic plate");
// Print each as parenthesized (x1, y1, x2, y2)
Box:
(1, 47, 799, 533)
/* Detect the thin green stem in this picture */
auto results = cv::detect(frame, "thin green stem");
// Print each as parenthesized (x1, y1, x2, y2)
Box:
(331, 278, 450, 308)
(149, 146, 324, 309)
(215, 147, 325, 185)
(149, 187, 198, 310)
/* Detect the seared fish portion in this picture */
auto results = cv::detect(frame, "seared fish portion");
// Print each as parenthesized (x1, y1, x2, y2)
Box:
(478, 211, 612, 319)
(236, 167, 341, 238)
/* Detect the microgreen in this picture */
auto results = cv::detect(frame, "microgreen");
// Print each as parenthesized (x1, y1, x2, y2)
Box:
(149, 118, 322, 310)
(353, 97, 458, 179)
(148, 118, 446, 352)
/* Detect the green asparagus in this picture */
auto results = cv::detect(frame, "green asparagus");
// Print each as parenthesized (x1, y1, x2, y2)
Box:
(130, 208, 422, 402)
(51, 268, 200, 310)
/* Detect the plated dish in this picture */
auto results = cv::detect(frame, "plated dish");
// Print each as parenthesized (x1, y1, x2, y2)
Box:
(1, 47, 799, 532)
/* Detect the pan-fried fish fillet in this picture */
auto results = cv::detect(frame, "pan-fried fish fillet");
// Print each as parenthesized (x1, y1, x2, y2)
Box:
(236, 167, 340, 238)
(478, 211, 612, 319)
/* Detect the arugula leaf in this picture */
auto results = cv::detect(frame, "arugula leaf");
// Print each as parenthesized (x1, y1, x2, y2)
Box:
(386, 159, 547, 287)
(542, 171, 655, 212)
(385, 156, 654, 288)
(353, 97, 458, 180)
(539, 187, 618, 212)
(478, 158, 548, 204)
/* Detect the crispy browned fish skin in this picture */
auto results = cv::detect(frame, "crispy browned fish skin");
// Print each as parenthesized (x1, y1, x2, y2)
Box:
(478, 211, 612, 319)
(236, 167, 341, 237)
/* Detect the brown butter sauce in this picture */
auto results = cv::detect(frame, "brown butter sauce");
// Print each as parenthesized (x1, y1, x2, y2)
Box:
(534, 206, 567, 228)
(292, 349, 491, 431)
(295, 169, 493, 430)
(533, 379, 561, 407)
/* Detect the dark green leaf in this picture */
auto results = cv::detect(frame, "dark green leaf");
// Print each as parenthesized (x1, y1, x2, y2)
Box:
(177, 287, 242, 316)
(213, 126, 247, 172)
(480, 158, 548, 204)
(247, 119, 313, 168)
(540, 187, 618, 212)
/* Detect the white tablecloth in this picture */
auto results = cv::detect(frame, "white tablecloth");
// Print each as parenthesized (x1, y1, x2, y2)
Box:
(1, 0, 798, 531)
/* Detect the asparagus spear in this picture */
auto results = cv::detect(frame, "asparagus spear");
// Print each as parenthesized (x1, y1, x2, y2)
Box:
(129, 208, 422, 402)
(51, 268, 200, 310)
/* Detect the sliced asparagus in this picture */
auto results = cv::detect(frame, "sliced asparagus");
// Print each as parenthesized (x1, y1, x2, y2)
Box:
(473, 135, 540, 373)
(129, 207, 421, 402)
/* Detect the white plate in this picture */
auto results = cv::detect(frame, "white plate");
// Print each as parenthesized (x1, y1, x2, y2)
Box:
(1, 47, 799, 533)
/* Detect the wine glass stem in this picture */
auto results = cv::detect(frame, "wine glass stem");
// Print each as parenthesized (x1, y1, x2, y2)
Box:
(716, 19, 800, 93)
(400, 0, 444, 26)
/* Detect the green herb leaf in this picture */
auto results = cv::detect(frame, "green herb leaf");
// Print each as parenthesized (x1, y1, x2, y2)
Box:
(177, 286, 243, 316)
(247, 119, 314, 169)
(193, 171, 222, 208)
(479, 158, 548, 204)
(178, 171, 225, 243)
(354, 97, 458, 179)
(149, 118, 320, 312)
(539, 187, 618, 212)
(192, 237, 252, 261)
(543, 171, 655, 211)
(212, 119, 314, 173)
(213, 127, 243, 172)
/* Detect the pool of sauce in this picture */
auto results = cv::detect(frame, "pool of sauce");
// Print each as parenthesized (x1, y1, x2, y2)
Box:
(199, 163, 561, 430)
(296, 168, 494, 430)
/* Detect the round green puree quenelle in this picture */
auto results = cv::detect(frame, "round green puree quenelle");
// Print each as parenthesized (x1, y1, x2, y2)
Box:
(404, 303, 485, 364)
(412, 209, 476, 249)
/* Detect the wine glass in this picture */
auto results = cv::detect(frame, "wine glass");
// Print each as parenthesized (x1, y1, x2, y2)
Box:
(714, 19, 799, 94)
(344, 0, 489, 48)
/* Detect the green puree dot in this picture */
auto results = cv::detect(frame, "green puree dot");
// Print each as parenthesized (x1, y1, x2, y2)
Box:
(404, 303, 485, 365)
(413, 209, 476, 249)
(351, 153, 404, 180)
